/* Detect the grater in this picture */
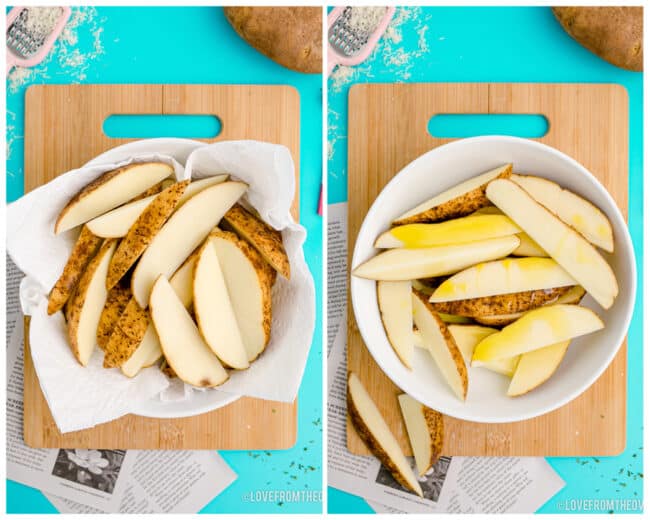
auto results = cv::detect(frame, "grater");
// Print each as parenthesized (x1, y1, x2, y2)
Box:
(6, 6, 71, 74)
(327, 6, 395, 76)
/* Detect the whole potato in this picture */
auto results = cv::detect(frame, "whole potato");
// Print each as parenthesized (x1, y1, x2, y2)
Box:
(553, 7, 642, 72)
(224, 7, 322, 74)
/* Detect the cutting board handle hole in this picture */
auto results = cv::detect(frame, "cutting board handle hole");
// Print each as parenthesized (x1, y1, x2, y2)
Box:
(103, 114, 222, 139)
(428, 114, 548, 138)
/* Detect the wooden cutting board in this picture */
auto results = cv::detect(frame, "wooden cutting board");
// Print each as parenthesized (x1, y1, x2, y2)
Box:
(23, 84, 299, 449)
(347, 83, 628, 456)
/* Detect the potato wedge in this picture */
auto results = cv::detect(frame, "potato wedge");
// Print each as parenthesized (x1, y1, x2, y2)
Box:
(103, 298, 149, 368)
(412, 290, 468, 401)
(377, 280, 414, 368)
(48, 225, 103, 315)
(55, 162, 174, 234)
(352, 236, 520, 281)
(398, 394, 444, 476)
(66, 239, 118, 366)
(160, 359, 177, 378)
(486, 179, 618, 309)
(107, 180, 190, 290)
(512, 232, 548, 257)
(448, 324, 519, 377)
(223, 203, 290, 279)
(211, 230, 275, 362)
(507, 340, 570, 396)
(132, 181, 247, 308)
(472, 304, 603, 362)
(96, 283, 131, 350)
(512, 174, 614, 252)
(86, 175, 229, 238)
(430, 286, 573, 317)
(394, 164, 512, 225)
(375, 215, 520, 249)
(347, 373, 423, 496)
(120, 325, 163, 377)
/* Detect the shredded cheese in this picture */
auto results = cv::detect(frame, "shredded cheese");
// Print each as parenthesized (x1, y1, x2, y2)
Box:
(21, 7, 63, 40)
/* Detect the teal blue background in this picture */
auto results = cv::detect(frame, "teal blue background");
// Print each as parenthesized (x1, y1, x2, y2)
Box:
(6, 7, 322, 514)
(328, 6, 643, 515)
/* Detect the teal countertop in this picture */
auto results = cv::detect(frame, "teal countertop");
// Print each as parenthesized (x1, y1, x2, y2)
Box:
(6, 6, 322, 514)
(327, 6, 643, 515)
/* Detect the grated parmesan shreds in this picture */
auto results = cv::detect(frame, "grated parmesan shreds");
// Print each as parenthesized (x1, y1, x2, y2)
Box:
(21, 7, 63, 40)
(347, 7, 387, 36)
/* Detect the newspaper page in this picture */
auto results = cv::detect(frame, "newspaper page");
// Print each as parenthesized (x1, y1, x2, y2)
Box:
(6, 258, 237, 513)
(326, 202, 565, 514)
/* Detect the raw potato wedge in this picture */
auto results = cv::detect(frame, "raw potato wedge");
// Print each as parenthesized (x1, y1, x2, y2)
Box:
(103, 298, 150, 368)
(511, 174, 614, 252)
(150, 276, 228, 387)
(512, 232, 548, 257)
(430, 286, 573, 317)
(132, 181, 247, 308)
(96, 283, 131, 350)
(87, 175, 229, 238)
(55, 162, 174, 234)
(446, 324, 519, 377)
(431, 257, 577, 302)
(437, 313, 473, 324)
(211, 230, 275, 362)
(66, 239, 118, 366)
(398, 394, 444, 476)
(472, 304, 603, 362)
(394, 164, 512, 225)
(107, 180, 190, 290)
(223, 203, 290, 279)
(507, 340, 570, 396)
(48, 225, 103, 314)
(120, 325, 163, 378)
(486, 179, 618, 309)
(130, 180, 165, 201)
(474, 286, 586, 327)
(352, 236, 520, 281)
(377, 281, 414, 368)
(412, 290, 468, 401)
(375, 215, 520, 248)
(169, 252, 198, 309)
(160, 359, 177, 378)
(193, 236, 250, 369)
(347, 373, 423, 496)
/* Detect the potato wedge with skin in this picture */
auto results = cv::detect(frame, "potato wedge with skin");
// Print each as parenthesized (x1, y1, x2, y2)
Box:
(512, 232, 548, 257)
(347, 373, 423, 496)
(438, 313, 473, 324)
(132, 181, 247, 308)
(86, 175, 229, 238)
(412, 290, 468, 401)
(447, 324, 518, 377)
(472, 304, 603, 362)
(473, 285, 586, 327)
(431, 286, 573, 317)
(507, 340, 570, 397)
(48, 225, 103, 315)
(377, 281, 414, 369)
(223, 203, 290, 279)
(107, 181, 190, 290)
(394, 164, 512, 225)
(55, 162, 174, 234)
(431, 257, 577, 303)
(96, 283, 131, 350)
(352, 236, 520, 281)
(103, 298, 150, 368)
(512, 174, 614, 252)
(120, 325, 163, 377)
(193, 236, 249, 369)
(150, 276, 228, 387)
(398, 394, 444, 476)
(376, 215, 520, 249)
(66, 239, 118, 366)
(486, 179, 618, 309)
(211, 230, 275, 362)
(160, 359, 177, 378)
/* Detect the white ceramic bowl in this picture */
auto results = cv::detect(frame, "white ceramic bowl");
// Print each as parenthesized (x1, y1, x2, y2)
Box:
(351, 136, 636, 423)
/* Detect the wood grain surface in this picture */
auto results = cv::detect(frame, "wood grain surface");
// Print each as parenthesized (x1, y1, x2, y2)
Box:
(23, 84, 299, 449)
(346, 83, 628, 456)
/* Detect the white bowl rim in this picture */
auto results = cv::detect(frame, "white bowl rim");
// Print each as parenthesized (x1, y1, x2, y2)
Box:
(351, 135, 637, 424)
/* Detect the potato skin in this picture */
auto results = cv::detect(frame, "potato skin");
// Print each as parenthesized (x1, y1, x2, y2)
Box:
(107, 180, 189, 290)
(553, 7, 642, 72)
(423, 406, 444, 470)
(103, 298, 149, 368)
(431, 286, 573, 317)
(48, 226, 103, 315)
(96, 283, 131, 350)
(394, 166, 512, 225)
(224, 7, 322, 74)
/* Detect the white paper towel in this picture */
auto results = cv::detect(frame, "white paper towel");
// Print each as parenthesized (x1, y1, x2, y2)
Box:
(7, 142, 315, 433)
